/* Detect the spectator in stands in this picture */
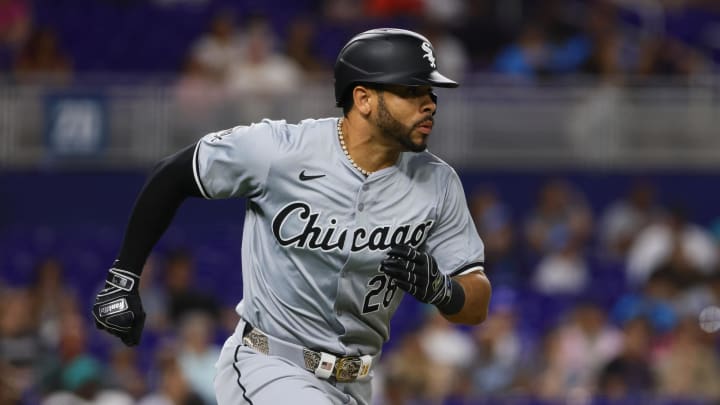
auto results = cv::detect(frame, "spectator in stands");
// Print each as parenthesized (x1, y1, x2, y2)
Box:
(420, 0, 465, 27)
(41, 355, 134, 405)
(416, 309, 477, 401)
(138, 352, 204, 405)
(375, 308, 476, 404)
(138, 254, 171, 334)
(535, 302, 623, 399)
(173, 54, 227, 148)
(637, 36, 709, 78)
(0, 287, 42, 402)
(581, 30, 623, 80)
(38, 310, 135, 404)
(579, 0, 628, 80)
(493, 23, 552, 79)
(322, 0, 365, 23)
(653, 237, 720, 321)
(105, 346, 147, 401)
(612, 270, 679, 335)
(596, 317, 656, 400)
(565, 2, 633, 162)
(531, 225, 590, 296)
(0, 0, 31, 53)
(653, 234, 709, 290)
(225, 14, 302, 96)
(162, 249, 220, 326)
(453, 0, 511, 70)
(29, 257, 77, 350)
(36, 310, 91, 395)
(0, 361, 15, 405)
(175, 54, 224, 102)
(541, 1, 593, 76)
(283, 16, 328, 75)
(626, 204, 717, 286)
(674, 271, 720, 321)
(493, 7, 592, 81)
(653, 317, 720, 400)
(176, 311, 222, 405)
(469, 287, 530, 397)
(468, 187, 518, 286)
(598, 180, 663, 259)
(189, 11, 247, 83)
(13, 27, 72, 84)
(524, 179, 594, 256)
(363, 0, 424, 18)
(373, 333, 424, 405)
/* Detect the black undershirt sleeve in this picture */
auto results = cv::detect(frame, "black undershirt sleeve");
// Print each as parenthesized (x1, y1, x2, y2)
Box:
(115, 143, 203, 274)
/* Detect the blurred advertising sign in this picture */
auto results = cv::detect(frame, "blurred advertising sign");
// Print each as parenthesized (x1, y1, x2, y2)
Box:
(44, 93, 107, 157)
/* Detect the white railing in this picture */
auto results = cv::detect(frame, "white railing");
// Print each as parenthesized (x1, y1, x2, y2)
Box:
(1, 74, 718, 169)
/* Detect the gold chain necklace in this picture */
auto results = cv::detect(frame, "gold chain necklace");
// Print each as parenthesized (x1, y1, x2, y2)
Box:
(337, 118, 372, 177)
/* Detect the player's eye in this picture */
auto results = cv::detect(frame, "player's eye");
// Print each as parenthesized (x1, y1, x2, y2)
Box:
(400, 87, 429, 98)
(383, 85, 431, 99)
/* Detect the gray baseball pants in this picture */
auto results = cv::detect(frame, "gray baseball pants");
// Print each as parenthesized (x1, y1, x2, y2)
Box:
(214, 320, 372, 405)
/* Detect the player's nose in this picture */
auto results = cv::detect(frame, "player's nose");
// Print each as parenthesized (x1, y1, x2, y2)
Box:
(421, 93, 436, 115)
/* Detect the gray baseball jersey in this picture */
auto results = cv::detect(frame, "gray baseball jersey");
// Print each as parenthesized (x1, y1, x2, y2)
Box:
(192, 117, 484, 356)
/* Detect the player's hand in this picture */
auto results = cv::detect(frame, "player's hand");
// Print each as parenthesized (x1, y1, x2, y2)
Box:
(91, 268, 146, 346)
(380, 244, 452, 306)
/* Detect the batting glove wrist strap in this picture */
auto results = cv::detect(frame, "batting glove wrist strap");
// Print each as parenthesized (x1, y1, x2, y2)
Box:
(104, 268, 139, 292)
(381, 245, 462, 312)
(92, 267, 146, 346)
(435, 278, 465, 315)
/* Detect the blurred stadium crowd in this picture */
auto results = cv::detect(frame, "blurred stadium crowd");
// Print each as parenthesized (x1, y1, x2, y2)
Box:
(2, 0, 720, 404)
(4, 176, 720, 405)
(1, 0, 720, 84)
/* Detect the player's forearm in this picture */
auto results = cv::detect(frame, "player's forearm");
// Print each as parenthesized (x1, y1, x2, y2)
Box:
(116, 143, 202, 274)
(440, 271, 491, 325)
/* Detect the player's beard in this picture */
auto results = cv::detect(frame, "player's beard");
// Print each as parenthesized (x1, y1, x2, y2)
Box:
(375, 93, 433, 153)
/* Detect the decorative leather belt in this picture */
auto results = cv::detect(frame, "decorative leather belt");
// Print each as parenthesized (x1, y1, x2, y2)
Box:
(242, 323, 374, 383)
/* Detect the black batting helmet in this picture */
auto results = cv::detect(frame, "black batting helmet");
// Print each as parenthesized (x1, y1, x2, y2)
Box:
(334, 28, 458, 107)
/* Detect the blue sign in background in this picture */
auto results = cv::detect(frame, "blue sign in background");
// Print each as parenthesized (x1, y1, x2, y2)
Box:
(44, 93, 108, 157)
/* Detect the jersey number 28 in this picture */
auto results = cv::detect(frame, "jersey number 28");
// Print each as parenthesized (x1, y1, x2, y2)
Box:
(362, 274, 398, 314)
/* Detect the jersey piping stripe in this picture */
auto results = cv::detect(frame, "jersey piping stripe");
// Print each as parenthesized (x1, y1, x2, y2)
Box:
(233, 344, 254, 404)
(449, 261, 485, 277)
(192, 141, 210, 199)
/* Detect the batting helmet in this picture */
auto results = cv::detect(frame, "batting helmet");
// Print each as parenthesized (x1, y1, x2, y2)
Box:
(334, 28, 458, 107)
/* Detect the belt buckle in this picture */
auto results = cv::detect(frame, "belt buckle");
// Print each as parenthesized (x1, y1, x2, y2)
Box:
(335, 356, 362, 382)
(242, 328, 270, 355)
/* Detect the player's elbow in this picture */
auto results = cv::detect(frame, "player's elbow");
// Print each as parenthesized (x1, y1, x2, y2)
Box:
(443, 306, 487, 325)
(466, 308, 488, 325)
(461, 272, 492, 325)
(474, 307, 490, 324)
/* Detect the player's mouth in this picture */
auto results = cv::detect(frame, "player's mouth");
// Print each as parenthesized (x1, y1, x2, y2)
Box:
(416, 121, 433, 135)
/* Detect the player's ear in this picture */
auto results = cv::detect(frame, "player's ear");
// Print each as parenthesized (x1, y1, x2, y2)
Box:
(352, 85, 373, 116)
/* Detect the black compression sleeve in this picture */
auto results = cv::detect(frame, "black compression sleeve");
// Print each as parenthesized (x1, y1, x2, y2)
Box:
(115, 143, 203, 274)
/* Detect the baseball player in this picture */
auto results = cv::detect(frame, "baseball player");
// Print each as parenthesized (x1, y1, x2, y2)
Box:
(92, 28, 491, 404)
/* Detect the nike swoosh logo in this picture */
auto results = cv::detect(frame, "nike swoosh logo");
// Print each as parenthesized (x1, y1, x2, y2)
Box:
(299, 170, 326, 181)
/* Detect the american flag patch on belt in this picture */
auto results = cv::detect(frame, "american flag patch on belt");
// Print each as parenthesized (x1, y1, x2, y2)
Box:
(321, 361, 333, 371)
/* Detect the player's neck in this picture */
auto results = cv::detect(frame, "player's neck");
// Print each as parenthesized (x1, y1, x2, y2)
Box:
(340, 116, 401, 175)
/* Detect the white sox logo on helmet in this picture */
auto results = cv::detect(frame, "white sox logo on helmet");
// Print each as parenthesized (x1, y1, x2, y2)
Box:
(421, 42, 436, 68)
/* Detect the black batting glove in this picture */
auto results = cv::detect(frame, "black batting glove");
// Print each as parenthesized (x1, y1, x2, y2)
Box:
(91, 267, 146, 346)
(381, 244, 453, 307)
